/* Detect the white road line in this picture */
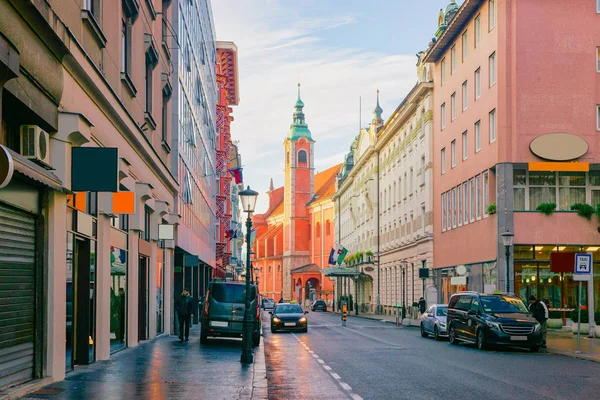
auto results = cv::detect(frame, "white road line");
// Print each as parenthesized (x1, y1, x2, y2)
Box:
(317, 359, 325, 364)
(330, 373, 341, 380)
(308, 350, 314, 354)
(312, 354, 319, 358)
(340, 382, 352, 391)
(323, 365, 332, 371)
(350, 394, 363, 400)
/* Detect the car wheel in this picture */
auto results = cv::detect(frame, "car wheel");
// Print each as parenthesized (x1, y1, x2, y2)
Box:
(420, 323, 429, 338)
(476, 329, 487, 350)
(434, 326, 441, 341)
(200, 328, 208, 344)
(271, 327, 277, 334)
(303, 327, 308, 333)
(529, 345, 540, 353)
(449, 324, 459, 345)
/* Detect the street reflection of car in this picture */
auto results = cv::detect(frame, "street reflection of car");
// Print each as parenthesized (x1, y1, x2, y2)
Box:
(270, 304, 309, 333)
(420, 304, 448, 341)
(311, 299, 327, 312)
(262, 298, 275, 310)
(447, 292, 542, 352)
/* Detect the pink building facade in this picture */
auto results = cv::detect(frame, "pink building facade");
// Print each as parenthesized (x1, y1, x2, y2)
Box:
(427, 0, 600, 324)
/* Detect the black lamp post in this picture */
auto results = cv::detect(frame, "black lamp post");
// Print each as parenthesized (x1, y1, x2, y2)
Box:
(239, 186, 258, 364)
(501, 230, 514, 293)
(401, 258, 407, 319)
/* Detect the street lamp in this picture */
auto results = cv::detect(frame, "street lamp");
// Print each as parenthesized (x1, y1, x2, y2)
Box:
(239, 186, 258, 364)
(501, 230, 514, 293)
(401, 259, 408, 319)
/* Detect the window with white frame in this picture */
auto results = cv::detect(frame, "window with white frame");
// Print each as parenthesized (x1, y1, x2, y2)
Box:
(458, 184, 463, 226)
(452, 188, 457, 228)
(475, 68, 481, 99)
(470, 178, 475, 222)
(597, 0, 600, 13)
(489, 0, 496, 30)
(475, 14, 481, 46)
(489, 52, 496, 86)
(410, 168, 414, 194)
(462, 81, 468, 111)
(441, 58, 446, 84)
(463, 181, 469, 224)
(597, 105, 600, 130)
(451, 46, 456, 73)
(441, 103, 446, 129)
(462, 31, 468, 61)
(483, 171, 489, 217)
(462, 131, 468, 160)
(476, 174, 482, 219)
(442, 193, 446, 232)
(451, 93, 456, 120)
(451, 140, 456, 168)
(475, 120, 481, 152)
(489, 109, 496, 142)
(447, 193, 452, 230)
(421, 156, 426, 185)
(441, 148, 446, 174)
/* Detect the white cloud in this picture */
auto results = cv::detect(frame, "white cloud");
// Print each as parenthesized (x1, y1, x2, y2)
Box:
(212, 0, 418, 213)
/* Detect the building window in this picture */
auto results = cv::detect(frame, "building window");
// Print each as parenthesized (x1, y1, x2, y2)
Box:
(84, 0, 100, 19)
(451, 140, 456, 168)
(462, 131, 468, 160)
(462, 81, 468, 111)
(144, 206, 151, 241)
(463, 182, 469, 224)
(530, 171, 557, 210)
(489, 52, 496, 86)
(458, 185, 463, 226)
(451, 46, 456, 73)
(462, 31, 468, 61)
(145, 55, 154, 113)
(162, 93, 169, 142)
(475, 120, 481, 152)
(476, 174, 482, 220)
(451, 93, 456, 120)
(475, 14, 481, 46)
(421, 205, 426, 236)
(596, 47, 600, 72)
(316, 222, 321, 238)
(447, 193, 452, 230)
(298, 149, 308, 164)
(441, 58, 446, 84)
(470, 178, 475, 222)
(121, 19, 132, 75)
(421, 156, 426, 185)
(475, 68, 481, 99)
(489, 109, 496, 143)
(489, 0, 496, 30)
(598, 0, 600, 12)
(483, 171, 489, 217)
(452, 188, 457, 228)
(441, 103, 446, 129)
(410, 168, 414, 194)
(441, 148, 446, 174)
(442, 193, 447, 232)
(597, 105, 600, 131)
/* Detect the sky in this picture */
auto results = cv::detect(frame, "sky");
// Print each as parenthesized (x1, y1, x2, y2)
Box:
(212, 0, 455, 213)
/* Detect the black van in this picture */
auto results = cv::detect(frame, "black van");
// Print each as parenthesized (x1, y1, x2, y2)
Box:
(200, 282, 261, 345)
(446, 292, 542, 352)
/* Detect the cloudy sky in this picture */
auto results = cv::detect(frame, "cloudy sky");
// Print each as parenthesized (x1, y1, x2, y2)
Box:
(212, 0, 452, 213)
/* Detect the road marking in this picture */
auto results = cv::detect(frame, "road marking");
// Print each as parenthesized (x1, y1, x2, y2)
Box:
(340, 382, 352, 391)
(323, 365, 332, 371)
(308, 350, 314, 354)
(312, 354, 319, 358)
(350, 394, 363, 400)
(331, 373, 341, 380)
(317, 359, 325, 364)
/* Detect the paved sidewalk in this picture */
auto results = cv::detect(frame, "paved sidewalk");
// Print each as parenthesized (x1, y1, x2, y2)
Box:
(15, 326, 268, 400)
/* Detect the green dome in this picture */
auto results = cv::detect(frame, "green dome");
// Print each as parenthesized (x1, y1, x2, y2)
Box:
(287, 84, 313, 141)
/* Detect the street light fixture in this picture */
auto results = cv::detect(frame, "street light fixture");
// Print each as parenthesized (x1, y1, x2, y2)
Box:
(501, 230, 514, 293)
(401, 259, 408, 319)
(239, 186, 258, 364)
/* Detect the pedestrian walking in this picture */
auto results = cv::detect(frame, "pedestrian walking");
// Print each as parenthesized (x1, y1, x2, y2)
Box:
(418, 297, 427, 316)
(278, 297, 284, 303)
(528, 295, 548, 348)
(118, 288, 126, 342)
(176, 288, 194, 342)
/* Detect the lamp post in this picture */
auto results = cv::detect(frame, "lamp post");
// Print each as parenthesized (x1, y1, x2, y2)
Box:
(501, 230, 514, 293)
(401, 259, 407, 319)
(239, 186, 258, 364)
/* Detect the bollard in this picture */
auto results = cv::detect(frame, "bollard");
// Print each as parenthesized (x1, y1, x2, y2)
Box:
(395, 304, 400, 327)
(342, 302, 347, 327)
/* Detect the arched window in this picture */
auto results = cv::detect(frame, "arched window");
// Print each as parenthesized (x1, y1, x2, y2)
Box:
(315, 222, 321, 238)
(325, 220, 331, 236)
(298, 149, 308, 164)
(277, 264, 281, 272)
(269, 265, 272, 273)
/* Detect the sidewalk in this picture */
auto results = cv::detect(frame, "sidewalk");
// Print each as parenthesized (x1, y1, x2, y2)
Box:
(9, 326, 268, 400)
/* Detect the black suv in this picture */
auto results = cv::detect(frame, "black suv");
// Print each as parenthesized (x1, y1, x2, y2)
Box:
(311, 299, 327, 312)
(447, 292, 542, 352)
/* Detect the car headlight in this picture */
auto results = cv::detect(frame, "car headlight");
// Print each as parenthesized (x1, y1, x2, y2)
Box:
(534, 323, 541, 332)
(299, 316, 307, 323)
(273, 317, 280, 323)
(486, 321, 501, 330)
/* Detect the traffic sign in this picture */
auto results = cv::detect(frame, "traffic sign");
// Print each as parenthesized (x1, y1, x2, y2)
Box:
(574, 253, 592, 281)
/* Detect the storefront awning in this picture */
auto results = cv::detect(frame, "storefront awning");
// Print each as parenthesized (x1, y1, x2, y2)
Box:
(8, 147, 68, 192)
(322, 266, 363, 277)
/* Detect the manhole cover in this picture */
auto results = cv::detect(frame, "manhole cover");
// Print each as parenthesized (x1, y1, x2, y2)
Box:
(29, 388, 65, 397)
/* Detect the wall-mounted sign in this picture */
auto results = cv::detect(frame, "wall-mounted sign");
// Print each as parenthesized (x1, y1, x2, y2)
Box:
(0, 145, 14, 189)
(158, 224, 175, 240)
(530, 133, 588, 161)
(72, 147, 119, 192)
(451, 276, 467, 286)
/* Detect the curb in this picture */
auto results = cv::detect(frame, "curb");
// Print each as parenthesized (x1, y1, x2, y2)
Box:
(546, 348, 600, 363)
(0, 378, 54, 400)
(251, 338, 268, 399)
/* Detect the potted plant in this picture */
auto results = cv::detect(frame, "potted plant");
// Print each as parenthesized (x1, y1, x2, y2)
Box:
(356, 252, 363, 264)
(487, 203, 497, 215)
(536, 202, 557, 216)
(571, 203, 595, 220)
(570, 307, 590, 335)
(547, 310, 563, 329)
(366, 250, 374, 263)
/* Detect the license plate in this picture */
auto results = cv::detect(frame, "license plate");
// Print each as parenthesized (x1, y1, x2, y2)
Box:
(510, 336, 527, 341)
(211, 321, 228, 327)
(284, 323, 296, 327)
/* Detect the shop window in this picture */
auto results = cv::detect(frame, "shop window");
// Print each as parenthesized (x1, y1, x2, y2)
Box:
(109, 246, 128, 353)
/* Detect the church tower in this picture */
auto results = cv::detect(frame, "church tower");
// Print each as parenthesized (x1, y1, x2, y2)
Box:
(282, 84, 314, 299)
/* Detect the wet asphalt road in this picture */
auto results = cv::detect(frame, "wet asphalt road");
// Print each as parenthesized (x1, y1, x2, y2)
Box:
(262, 310, 600, 400)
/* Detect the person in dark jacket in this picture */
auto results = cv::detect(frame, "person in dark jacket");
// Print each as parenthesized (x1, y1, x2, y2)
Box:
(176, 288, 194, 341)
(528, 295, 548, 348)
(418, 297, 427, 315)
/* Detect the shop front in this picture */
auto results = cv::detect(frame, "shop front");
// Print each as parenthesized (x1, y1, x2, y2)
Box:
(434, 261, 497, 304)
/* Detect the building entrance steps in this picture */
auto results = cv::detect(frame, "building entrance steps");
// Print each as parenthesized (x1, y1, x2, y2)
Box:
(13, 325, 268, 400)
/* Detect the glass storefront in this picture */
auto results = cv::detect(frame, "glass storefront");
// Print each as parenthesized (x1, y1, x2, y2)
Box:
(514, 245, 600, 320)
(156, 254, 164, 335)
(110, 247, 127, 353)
(65, 233, 74, 372)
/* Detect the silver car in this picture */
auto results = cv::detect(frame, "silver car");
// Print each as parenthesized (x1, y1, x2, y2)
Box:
(420, 304, 448, 341)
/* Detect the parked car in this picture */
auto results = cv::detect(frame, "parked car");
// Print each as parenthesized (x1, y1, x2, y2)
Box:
(200, 282, 261, 346)
(446, 292, 542, 352)
(270, 303, 309, 333)
(262, 297, 275, 310)
(420, 304, 448, 340)
(311, 299, 327, 312)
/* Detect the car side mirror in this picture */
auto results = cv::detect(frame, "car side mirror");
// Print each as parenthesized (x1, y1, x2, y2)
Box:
(268, 311, 272, 315)
(304, 311, 309, 314)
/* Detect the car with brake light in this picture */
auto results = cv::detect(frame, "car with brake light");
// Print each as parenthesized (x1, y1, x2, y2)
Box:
(270, 303, 309, 333)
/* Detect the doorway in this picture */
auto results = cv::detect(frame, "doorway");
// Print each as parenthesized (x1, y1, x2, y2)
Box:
(138, 256, 149, 341)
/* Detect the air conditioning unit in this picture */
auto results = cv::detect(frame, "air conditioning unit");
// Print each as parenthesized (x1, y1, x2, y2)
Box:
(20, 125, 50, 166)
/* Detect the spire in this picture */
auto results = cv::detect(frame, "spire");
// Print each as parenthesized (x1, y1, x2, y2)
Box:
(287, 82, 313, 141)
(269, 178, 274, 191)
(372, 90, 383, 125)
